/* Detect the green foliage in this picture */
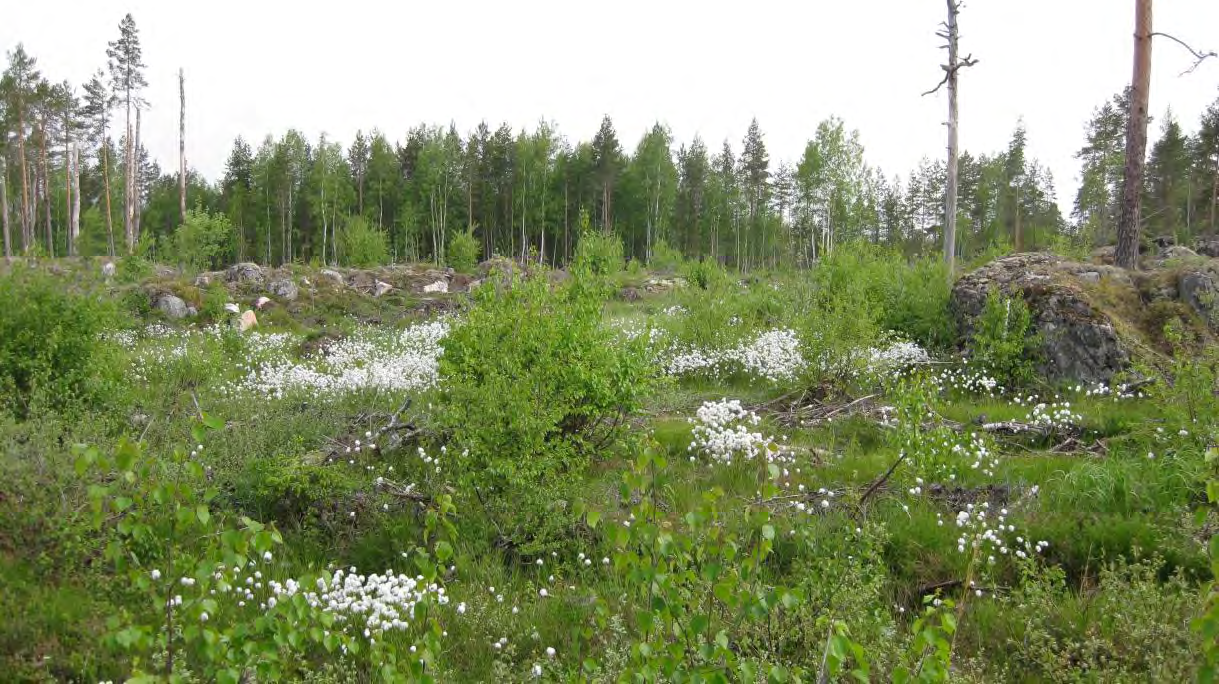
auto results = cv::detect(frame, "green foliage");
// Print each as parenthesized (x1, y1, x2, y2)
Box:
(573, 211, 624, 278)
(447, 225, 480, 273)
(892, 597, 957, 683)
(340, 216, 389, 267)
(166, 205, 236, 270)
(0, 267, 121, 419)
(648, 239, 684, 273)
(969, 290, 1040, 389)
(434, 274, 653, 553)
(680, 258, 730, 291)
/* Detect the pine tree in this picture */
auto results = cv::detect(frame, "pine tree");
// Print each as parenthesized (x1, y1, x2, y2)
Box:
(3, 45, 40, 253)
(1145, 111, 1191, 238)
(107, 13, 147, 254)
(348, 130, 369, 216)
(590, 115, 623, 232)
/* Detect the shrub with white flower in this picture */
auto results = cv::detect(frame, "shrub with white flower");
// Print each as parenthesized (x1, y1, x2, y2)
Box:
(662, 328, 806, 383)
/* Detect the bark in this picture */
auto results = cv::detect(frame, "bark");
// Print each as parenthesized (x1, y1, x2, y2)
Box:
(134, 108, 143, 244)
(39, 110, 52, 257)
(102, 141, 116, 257)
(1, 155, 10, 259)
(1115, 0, 1153, 270)
(179, 68, 187, 225)
(943, 0, 960, 272)
(17, 100, 31, 253)
(71, 144, 81, 252)
(124, 96, 133, 253)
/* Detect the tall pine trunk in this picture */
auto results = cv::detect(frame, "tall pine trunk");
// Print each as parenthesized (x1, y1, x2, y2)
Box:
(39, 111, 52, 257)
(133, 108, 143, 245)
(17, 104, 31, 253)
(71, 144, 81, 253)
(179, 69, 187, 225)
(124, 97, 133, 253)
(64, 133, 73, 256)
(102, 142, 116, 257)
(1115, 0, 1153, 269)
(1, 155, 10, 259)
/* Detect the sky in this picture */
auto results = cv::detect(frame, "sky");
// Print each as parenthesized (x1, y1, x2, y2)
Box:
(4, 0, 1218, 216)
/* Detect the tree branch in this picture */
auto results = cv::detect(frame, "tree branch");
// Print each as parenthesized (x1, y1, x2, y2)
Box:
(1150, 32, 1217, 75)
(922, 57, 979, 96)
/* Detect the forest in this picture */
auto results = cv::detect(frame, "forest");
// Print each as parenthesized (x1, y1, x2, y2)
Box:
(5, 6, 1219, 684)
(2, 17, 1216, 271)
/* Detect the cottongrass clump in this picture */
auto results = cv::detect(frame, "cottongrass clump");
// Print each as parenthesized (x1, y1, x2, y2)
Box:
(1027, 401, 1082, 431)
(688, 398, 790, 464)
(308, 567, 450, 637)
(225, 320, 448, 400)
(954, 502, 1048, 567)
(663, 328, 806, 383)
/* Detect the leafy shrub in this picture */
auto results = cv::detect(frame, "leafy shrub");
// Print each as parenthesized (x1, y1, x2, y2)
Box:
(340, 216, 389, 267)
(115, 254, 154, 284)
(0, 267, 120, 419)
(681, 258, 729, 291)
(434, 274, 653, 553)
(447, 225, 480, 273)
(572, 211, 624, 278)
(648, 239, 684, 273)
(969, 290, 1040, 389)
(237, 456, 361, 529)
(166, 205, 236, 270)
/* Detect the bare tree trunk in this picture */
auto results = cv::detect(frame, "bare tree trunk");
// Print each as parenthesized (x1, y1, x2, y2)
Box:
(134, 108, 143, 245)
(1, 155, 10, 259)
(1211, 159, 1218, 232)
(179, 68, 187, 225)
(64, 124, 72, 256)
(71, 144, 81, 252)
(125, 98, 134, 253)
(17, 105, 31, 253)
(39, 112, 52, 257)
(1115, 0, 1153, 270)
(102, 141, 116, 257)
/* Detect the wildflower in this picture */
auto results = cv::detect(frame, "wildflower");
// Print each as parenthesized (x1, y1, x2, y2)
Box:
(533, 664, 543, 677)
(200, 611, 209, 622)
(546, 646, 556, 657)
(150, 569, 162, 581)
(457, 603, 467, 614)
(263, 551, 273, 562)
(539, 588, 548, 597)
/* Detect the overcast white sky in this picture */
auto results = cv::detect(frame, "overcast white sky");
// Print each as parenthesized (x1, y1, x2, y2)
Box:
(5, 1, 1219, 215)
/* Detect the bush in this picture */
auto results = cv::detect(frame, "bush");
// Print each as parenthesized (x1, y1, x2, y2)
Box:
(434, 274, 653, 553)
(681, 258, 729, 291)
(649, 239, 683, 273)
(969, 289, 1040, 389)
(0, 267, 121, 419)
(340, 216, 389, 267)
(167, 205, 235, 270)
(447, 226, 480, 273)
(572, 211, 624, 278)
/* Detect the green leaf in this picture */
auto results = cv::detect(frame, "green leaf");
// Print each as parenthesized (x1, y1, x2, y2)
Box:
(196, 505, 211, 525)
(762, 524, 775, 541)
(586, 510, 602, 529)
(203, 412, 224, 430)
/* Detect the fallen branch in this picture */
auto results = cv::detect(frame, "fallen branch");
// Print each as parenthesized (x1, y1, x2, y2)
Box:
(859, 451, 907, 509)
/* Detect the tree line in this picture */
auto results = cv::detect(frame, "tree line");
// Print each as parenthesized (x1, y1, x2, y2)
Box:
(2, 14, 1217, 270)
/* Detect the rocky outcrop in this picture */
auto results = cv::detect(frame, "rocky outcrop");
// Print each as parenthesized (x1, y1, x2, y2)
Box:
(1178, 266, 1219, 328)
(1194, 238, 1219, 258)
(952, 253, 1130, 384)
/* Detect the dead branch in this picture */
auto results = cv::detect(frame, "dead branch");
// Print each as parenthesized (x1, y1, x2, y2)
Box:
(859, 451, 907, 508)
(1150, 32, 1217, 75)
(376, 478, 432, 504)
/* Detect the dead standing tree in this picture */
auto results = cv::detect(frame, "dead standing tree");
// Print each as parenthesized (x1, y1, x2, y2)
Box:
(1114, 0, 1215, 270)
(924, 0, 977, 277)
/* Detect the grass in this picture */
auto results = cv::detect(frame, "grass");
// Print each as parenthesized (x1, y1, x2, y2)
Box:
(0, 259, 1214, 682)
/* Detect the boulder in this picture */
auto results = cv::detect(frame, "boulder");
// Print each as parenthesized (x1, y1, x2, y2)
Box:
(349, 271, 376, 292)
(450, 273, 475, 292)
(1158, 245, 1201, 264)
(268, 278, 299, 301)
(1194, 238, 1219, 258)
(102, 262, 117, 279)
(1090, 246, 1117, 265)
(225, 262, 265, 287)
(619, 287, 641, 302)
(375, 280, 394, 297)
(643, 277, 688, 293)
(186, 306, 198, 317)
(421, 280, 447, 294)
(320, 269, 345, 287)
(1179, 268, 1219, 327)
(952, 253, 1130, 384)
(154, 293, 189, 320)
(256, 296, 272, 310)
(239, 310, 258, 331)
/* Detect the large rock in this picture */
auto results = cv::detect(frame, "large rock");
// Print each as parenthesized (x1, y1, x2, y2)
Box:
(268, 278, 299, 301)
(320, 269, 345, 287)
(1194, 238, 1219, 258)
(225, 262, 265, 287)
(952, 253, 1130, 384)
(154, 293, 189, 320)
(1179, 268, 1219, 328)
